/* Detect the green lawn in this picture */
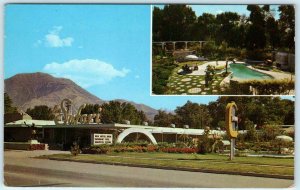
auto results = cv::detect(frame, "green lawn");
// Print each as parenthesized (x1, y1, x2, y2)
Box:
(39, 152, 294, 177)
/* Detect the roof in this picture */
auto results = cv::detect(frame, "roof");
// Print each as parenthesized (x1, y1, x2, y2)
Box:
(5, 119, 55, 126)
(5, 120, 226, 136)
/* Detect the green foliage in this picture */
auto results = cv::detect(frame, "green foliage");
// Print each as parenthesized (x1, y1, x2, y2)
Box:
(244, 120, 259, 142)
(215, 12, 240, 47)
(81, 104, 101, 114)
(200, 42, 217, 58)
(208, 96, 294, 130)
(246, 49, 267, 60)
(26, 105, 55, 120)
(174, 101, 212, 129)
(101, 101, 147, 125)
(70, 142, 80, 156)
(152, 5, 197, 41)
(197, 128, 215, 154)
(260, 125, 281, 141)
(4, 93, 18, 114)
(226, 79, 294, 95)
(154, 110, 175, 127)
(246, 5, 266, 50)
(152, 57, 177, 94)
(152, 5, 294, 57)
(278, 5, 295, 51)
(204, 65, 215, 85)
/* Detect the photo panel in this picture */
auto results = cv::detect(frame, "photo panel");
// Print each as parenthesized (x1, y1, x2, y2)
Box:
(152, 4, 295, 95)
(3, 3, 295, 188)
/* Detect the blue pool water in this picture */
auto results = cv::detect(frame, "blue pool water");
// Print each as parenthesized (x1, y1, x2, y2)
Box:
(228, 64, 272, 80)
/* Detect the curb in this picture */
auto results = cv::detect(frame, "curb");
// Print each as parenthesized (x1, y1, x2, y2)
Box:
(48, 157, 294, 180)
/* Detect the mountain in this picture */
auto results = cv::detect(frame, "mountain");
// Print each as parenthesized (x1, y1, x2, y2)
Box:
(4, 72, 158, 120)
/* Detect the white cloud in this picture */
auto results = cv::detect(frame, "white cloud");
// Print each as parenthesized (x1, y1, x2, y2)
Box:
(43, 26, 74, 47)
(43, 59, 130, 88)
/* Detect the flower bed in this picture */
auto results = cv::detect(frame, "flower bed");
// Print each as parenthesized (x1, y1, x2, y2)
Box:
(82, 143, 198, 155)
(160, 147, 197, 154)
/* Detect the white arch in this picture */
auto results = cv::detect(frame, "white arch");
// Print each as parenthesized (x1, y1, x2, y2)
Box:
(116, 128, 157, 144)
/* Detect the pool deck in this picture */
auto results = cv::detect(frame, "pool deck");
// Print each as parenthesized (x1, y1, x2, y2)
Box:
(185, 61, 294, 81)
(188, 61, 231, 75)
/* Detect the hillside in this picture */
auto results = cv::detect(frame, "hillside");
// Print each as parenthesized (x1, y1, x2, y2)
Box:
(5, 72, 158, 120)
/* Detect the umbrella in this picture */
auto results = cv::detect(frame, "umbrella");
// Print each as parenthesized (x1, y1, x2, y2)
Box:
(275, 135, 293, 142)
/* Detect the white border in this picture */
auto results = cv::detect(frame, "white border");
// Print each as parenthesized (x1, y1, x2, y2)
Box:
(0, 1, 298, 190)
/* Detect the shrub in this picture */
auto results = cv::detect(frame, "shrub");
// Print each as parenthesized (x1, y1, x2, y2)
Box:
(81, 142, 200, 154)
(152, 58, 177, 94)
(70, 142, 80, 156)
(225, 79, 294, 95)
(246, 49, 267, 60)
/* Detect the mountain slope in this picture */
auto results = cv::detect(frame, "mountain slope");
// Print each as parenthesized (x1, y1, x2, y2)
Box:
(4, 72, 158, 120)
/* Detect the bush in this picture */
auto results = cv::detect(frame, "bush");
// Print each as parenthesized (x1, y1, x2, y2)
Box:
(246, 49, 267, 60)
(224, 79, 294, 95)
(82, 144, 109, 154)
(70, 142, 80, 156)
(81, 142, 200, 154)
(152, 57, 177, 94)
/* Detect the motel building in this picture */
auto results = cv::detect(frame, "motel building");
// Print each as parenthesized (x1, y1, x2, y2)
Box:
(4, 113, 225, 150)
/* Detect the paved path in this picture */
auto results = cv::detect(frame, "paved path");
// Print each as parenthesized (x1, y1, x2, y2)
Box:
(188, 61, 230, 75)
(4, 150, 294, 188)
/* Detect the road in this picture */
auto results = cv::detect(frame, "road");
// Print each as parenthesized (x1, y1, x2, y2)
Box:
(3, 150, 294, 188)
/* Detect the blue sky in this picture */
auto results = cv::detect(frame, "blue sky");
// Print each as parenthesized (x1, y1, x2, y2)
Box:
(4, 4, 292, 111)
(155, 5, 280, 19)
(191, 5, 280, 19)
(4, 4, 220, 110)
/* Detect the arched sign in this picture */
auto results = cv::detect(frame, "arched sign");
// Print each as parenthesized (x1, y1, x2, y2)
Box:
(225, 101, 238, 138)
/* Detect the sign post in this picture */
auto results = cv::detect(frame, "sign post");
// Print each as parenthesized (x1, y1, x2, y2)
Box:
(225, 101, 238, 160)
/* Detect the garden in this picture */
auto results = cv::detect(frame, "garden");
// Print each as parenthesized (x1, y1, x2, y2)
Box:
(39, 123, 295, 178)
(152, 5, 295, 95)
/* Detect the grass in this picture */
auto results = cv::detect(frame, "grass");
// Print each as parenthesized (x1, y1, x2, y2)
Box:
(165, 60, 229, 95)
(39, 152, 294, 177)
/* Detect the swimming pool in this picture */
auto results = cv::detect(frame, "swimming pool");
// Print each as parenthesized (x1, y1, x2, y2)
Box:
(228, 63, 272, 80)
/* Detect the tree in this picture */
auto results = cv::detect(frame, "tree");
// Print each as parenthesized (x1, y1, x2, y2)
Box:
(278, 5, 295, 51)
(266, 17, 280, 49)
(207, 96, 294, 130)
(196, 13, 217, 40)
(175, 101, 211, 129)
(153, 110, 175, 127)
(153, 5, 196, 41)
(246, 5, 266, 50)
(152, 6, 164, 41)
(81, 104, 101, 114)
(216, 12, 240, 47)
(26, 105, 55, 120)
(101, 101, 147, 125)
(4, 93, 18, 114)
